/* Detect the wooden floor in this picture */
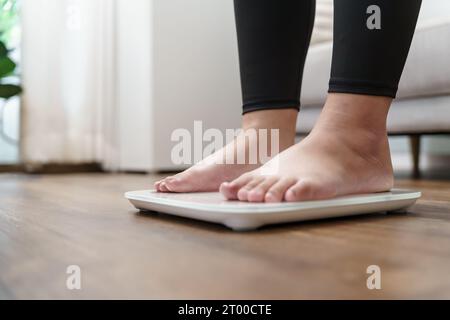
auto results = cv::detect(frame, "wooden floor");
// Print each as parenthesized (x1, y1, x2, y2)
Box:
(0, 173, 450, 299)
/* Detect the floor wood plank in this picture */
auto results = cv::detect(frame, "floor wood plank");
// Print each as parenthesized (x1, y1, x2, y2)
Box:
(0, 173, 449, 299)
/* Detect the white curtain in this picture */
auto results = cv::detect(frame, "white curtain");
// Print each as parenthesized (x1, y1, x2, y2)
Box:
(21, 0, 119, 169)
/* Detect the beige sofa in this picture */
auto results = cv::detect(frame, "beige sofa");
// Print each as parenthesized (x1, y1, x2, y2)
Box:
(298, 0, 450, 176)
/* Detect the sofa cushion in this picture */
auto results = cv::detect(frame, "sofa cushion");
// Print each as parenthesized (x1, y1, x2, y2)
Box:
(297, 95, 450, 134)
(301, 20, 450, 105)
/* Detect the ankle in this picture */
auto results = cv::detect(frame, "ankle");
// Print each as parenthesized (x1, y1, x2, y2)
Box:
(310, 93, 393, 164)
(316, 93, 392, 135)
(242, 109, 298, 149)
(243, 109, 297, 128)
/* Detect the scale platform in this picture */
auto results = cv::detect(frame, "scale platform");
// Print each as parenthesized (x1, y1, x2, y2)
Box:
(125, 189, 421, 231)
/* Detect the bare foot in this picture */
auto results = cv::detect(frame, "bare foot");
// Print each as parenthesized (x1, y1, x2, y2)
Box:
(220, 94, 395, 202)
(155, 109, 298, 193)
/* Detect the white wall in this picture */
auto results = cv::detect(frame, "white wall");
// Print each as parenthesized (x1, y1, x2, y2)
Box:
(152, 0, 241, 170)
(116, 0, 242, 171)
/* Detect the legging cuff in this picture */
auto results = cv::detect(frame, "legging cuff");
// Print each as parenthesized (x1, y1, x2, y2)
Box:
(329, 78, 398, 98)
(242, 100, 300, 115)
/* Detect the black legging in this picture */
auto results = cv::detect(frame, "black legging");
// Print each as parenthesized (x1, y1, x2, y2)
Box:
(234, 0, 422, 114)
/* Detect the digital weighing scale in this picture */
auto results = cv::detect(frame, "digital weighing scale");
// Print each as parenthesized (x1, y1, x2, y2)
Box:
(125, 189, 421, 231)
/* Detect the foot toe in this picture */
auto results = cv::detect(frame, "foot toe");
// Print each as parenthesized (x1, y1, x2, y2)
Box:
(264, 178, 297, 203)
(154, 180, 163, 191)
(220, 182, 238, 200)
(237, 176, 264, 202)
(166, 173, 200, 193)
(285, 179, 325, 202)
(221, 173, 253, 200)
(247, 177, 279, 203)
(164, 176, 182, 192)
(285, 180, 313, 202)
(159, 181, 170, 193)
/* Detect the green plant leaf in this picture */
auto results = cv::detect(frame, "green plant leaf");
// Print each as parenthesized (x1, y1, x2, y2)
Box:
(0, 84, 22, 99)
(0, 56, 15, 78)
(0, 41, 7, 58)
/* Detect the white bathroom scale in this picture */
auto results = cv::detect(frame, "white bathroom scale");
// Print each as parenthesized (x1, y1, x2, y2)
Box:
(125, 189, 421, 231)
